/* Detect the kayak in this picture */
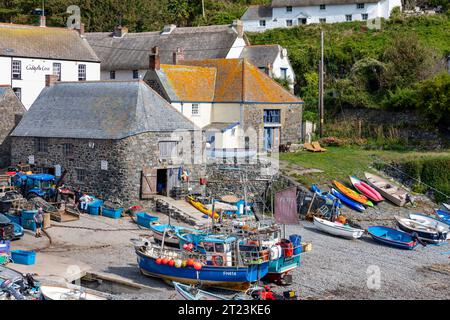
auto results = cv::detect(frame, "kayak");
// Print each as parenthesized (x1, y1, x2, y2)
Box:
(349, 176, 384, 202)
(331, 188, 366, 212)
(333, 180, 373, 207)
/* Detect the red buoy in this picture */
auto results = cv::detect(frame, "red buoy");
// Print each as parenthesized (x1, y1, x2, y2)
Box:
(155, 258, 162, 264)
(193, 262, 202, 271)
(161, 257, 169, 265)
(168, 259, 175, 267)
(187, 258, 194, 266)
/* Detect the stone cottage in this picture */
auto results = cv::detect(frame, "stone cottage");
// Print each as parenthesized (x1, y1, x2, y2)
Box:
(0, 86, 26, 168)
(10, 76, 203, 204)
(144, 51, 303, 154)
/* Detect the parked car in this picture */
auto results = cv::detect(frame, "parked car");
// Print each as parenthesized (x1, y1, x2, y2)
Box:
(0, 214, 24, 240)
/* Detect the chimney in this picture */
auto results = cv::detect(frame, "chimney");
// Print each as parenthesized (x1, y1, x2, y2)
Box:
(76, 23, 85, 36)
(45, 74, 59, 87)
(149, 46, 160, 70)
(266, 63, 273, 77)
(39, 15, 46, 27)
(173, 48, 184, 65)
(113, 25, 128, 38)
(232, 19, 244, 38)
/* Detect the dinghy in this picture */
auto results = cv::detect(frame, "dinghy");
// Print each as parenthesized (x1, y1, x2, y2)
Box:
(435, 209, 450, 226)
(333, 180, 373, 207)
(174, 282, 248, 300)
(367, 226, 418, 250)
(40, 286, 107, 300)
(349, 176, 384, 202)
(395, 216, 448, 244)
(313, 217, 364, 239)
(409, 213, 450, 239)
(364, 173, 408, 207)
(331, 188, 366, 212)
(442, 203, 450, 212)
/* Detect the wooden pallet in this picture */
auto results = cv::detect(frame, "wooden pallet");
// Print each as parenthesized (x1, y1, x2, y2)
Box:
(50, 206, 80, 223)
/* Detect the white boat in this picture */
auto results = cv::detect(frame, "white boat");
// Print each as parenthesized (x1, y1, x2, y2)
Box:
(364, 172, 409, 207)
(395, 216, 448, 244)
(313, 217, 364, 239)
(40, 286, 107, 300)
(408, 214, 450, 240)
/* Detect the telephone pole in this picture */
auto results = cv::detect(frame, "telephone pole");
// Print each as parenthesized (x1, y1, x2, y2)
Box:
(318, 30, 324, 138)
(202, 0, 206, 19)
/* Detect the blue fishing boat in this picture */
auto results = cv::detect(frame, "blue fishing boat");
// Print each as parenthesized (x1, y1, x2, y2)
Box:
(149, 223, 203, 247)
(133, 236, 269, 291)
(311, 185, 342, 208)
(367, 226, 418, 250)
(331, 188, 365, 212)
(435, 209, 450, 226)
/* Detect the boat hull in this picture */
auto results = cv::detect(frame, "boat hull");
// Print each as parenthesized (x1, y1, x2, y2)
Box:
(367, 226, 417, 250)
(364, 173, 407, 207)
(313, 217, 364, 239)
(396, 220, 448, 244)
(435, 210, 450, 226)
(136, 250, 268, 291)
(409, 213, 450, 239)
(333, 180, 373, 207)
(331, 188, 365, 212)
(350, 176, 384, 202)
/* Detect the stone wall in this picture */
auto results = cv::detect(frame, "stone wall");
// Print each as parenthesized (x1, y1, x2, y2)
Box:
(0, 89, 26, 168)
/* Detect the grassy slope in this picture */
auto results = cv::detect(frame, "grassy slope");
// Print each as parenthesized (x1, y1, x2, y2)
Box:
(280, 146, 450, 187)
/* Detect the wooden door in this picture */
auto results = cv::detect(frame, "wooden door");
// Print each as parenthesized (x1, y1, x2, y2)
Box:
(141, 168, 157, 199)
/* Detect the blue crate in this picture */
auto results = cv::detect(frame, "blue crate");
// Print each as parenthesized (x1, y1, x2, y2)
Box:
(136, 212, 159, 228)
(11, 250, 36, 265)
(102, 207, 123, 219)
(87, 199, 104, 215)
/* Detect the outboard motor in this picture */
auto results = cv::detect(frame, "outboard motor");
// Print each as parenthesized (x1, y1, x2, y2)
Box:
(1, 279, 25, 300)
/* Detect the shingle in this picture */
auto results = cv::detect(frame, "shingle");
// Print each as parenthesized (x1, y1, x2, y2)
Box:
(241, 5, 273, 20)
(240, 45, 280, 69)
(85, 25, 242, 71)
(11, 81, 197, 140)
(0, 24, 99, 62)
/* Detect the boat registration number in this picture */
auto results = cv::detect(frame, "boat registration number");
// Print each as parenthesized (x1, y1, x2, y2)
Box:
(223, 271, 237, 276)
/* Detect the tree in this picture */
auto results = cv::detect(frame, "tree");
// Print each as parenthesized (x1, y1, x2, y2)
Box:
(416, 72, 450, 125)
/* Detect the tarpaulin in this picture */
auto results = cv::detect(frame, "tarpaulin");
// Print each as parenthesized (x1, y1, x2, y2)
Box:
(274, 186, 299, 225)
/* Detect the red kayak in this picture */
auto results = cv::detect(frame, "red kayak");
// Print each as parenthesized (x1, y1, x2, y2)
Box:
(349, 176, 384, 202)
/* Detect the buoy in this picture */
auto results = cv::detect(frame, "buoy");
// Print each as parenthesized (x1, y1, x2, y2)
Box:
(182, 244, 188, 250)
(182, 260, 187, 268)
(161, 257, 169, 265)
(168, 259, 175, 267)
(188, 243, 194, 250)
(193, 262, 202, 271)
(156, 258, 162, 264)
(175, 259, 182, 268)
(187, 258, 194, 266)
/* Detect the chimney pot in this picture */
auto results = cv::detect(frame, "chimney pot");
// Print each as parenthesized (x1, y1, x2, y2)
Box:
(45, 74, 59, 87)
(173, 48, 185, 65)
(39, 15, 46, 27)
(150, 46, 160, 70)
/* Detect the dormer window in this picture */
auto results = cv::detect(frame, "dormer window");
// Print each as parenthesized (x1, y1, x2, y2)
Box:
(286, 6, 292, 12)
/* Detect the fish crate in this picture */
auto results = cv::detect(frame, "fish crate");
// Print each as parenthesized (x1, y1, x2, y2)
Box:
(301, 242, 312, 253)
(11, 250, 36, 265)
(102, 207, 123, 219)
(136, 212, 159, 228)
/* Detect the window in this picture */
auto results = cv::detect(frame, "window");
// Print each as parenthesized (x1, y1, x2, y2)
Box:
(361, 13, 368, 20)
(110, 71, 116, 80)
(53, 63, 61, 81)
(12, 88, 21, 101)
(298, 18, 307, 25)
(286, 20, 293, 27)
(259, 66, 268, 74)
(286, 6, 292, 12)
(75, 169, 87, 183)
(346, 14, 352, 21)
(78, 64, 86, 81)
(259, 20, 266, 27)
(12, 60, 21, 79)
(133, 70, 139, 79)
(35, 138, 48, 153)
(63, 143, 74, 157)
(319, 18, 327, 23)
(280, 68, 288, 80)
(319, 4, 326, 10)
(264, 110, 281, 124)
(357, 3, 365, 9)
(191, 104, 199, 116)
(159, 141, 178, 159)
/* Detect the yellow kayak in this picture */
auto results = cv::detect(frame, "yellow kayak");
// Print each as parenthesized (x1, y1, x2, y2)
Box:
(186, 196, 219, 219)
(333, 180, 374, 207)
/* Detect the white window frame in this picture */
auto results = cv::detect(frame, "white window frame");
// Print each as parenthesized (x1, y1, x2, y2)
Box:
(280, 68, 288, 80)
(319, 4, 326, 10)
(357, 3, 365, 9)
(346, 14, 352, 21)
(159, 141, 178, 159)
(78, 64, 86, 81)
(12, 88, 21, 101)
(191, 104, 200, 116)
(259, 20, 266, 27)
(286, 19, 293, 27)
(286, 6, 293, 12)
(53, 63, 62, 81)
(12, 60, 21, 79)
(362, 13, 368, 20)
(319, 18, 327, 23)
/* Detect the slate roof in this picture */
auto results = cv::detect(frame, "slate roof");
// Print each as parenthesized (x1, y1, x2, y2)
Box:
(11, 81, 197, 140)
(241, 5, 273, 20)
(0, 23, 100, 62)
(0, 85, 26, 111)
(271, 0, 379, 6)
(85, 24, 245, 71)
(240, 45, 281, 69)
(149, 58, 302, 104)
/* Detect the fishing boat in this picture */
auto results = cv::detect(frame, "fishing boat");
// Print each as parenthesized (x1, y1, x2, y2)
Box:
(40, 286, 107, 300)
(132, 236, 270, 291)
(313, 217, 364, 239)
(395, 216, 448, 244)
(364, 172, 409, 207)
(331, 188, 366, 212)
(349, 176, 384, 203)
(409, 213, 450, 239)
(434, 209, 450, 226)
(149, 223, 204, 247)
(173, 282, 248, 300)
(310, 185, 342, 208)
(333, 180, 373, 207)
(367, 226, 418, 250)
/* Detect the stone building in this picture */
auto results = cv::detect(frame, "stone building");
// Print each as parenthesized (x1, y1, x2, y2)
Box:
(0, 86, 26, 168)
(144, 52, 303, 154)
(10, 77, 202, 204)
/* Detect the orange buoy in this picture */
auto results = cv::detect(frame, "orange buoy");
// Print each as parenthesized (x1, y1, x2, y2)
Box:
(187, 258, 194, 266)
(161, 257, 169, 265)
(156, 258, 162, 264)
(168, 259, 175, 267)
(193, 262, 202, 271)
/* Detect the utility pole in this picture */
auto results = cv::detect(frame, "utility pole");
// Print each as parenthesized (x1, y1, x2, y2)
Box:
(202, 0, 206, 19)
(318, 30, 325, 138)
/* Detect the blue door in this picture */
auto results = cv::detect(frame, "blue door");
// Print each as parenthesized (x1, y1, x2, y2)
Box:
(264, 128, 273, 150)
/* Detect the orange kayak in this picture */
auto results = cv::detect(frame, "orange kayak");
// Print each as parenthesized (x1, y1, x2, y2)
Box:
(333, 181, 374, 207)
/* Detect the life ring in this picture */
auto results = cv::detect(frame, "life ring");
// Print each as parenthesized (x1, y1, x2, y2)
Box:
(212, 255, 224, 266)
